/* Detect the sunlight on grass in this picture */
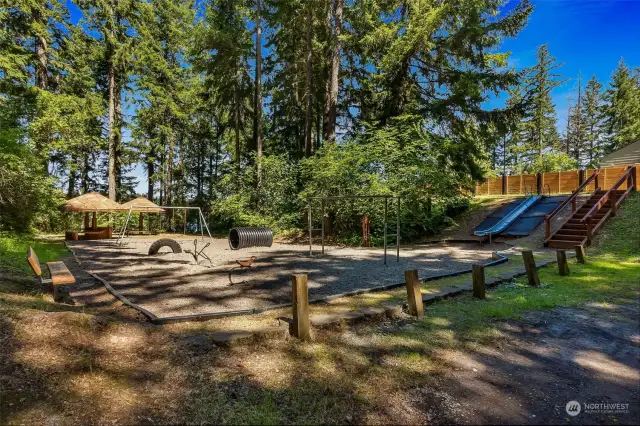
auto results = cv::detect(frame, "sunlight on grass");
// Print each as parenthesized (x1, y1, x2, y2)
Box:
(0, 233, 69, 275)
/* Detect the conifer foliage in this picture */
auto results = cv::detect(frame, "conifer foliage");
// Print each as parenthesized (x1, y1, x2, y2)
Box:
(0, 0, 638, 236)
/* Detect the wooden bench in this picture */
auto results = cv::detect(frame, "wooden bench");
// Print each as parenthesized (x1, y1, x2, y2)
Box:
(26, 247, 76, 302)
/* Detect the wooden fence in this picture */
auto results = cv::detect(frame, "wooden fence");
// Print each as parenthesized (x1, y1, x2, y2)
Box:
(476, 164, 640, 196)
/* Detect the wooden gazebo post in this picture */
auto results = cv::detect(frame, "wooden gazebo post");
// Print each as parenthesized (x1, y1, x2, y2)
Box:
(92, 212, 97, 230)
(84, 213, 90, 231)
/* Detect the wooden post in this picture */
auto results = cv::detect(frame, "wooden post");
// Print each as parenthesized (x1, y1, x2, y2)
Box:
(578, 169, 585, 186)
(291, 274, 311, 341)
(404, 270, 423, 319)
(571, 196, 577, 213)
(472, 264, 486, 299)
(537, 172, 543, 195)
(522, 250, 540, 286)
(92, 212, 97, 230)
(574, 245, 586, 264)
(556, 250, 569, 276)
(557, 171, 561, 194)
(84, 212, 89, 231)
(611, 190, 617, 217)
(138, 213, 144, 231)
(586, 218, 593, 244)
(502, 175, 507, 195)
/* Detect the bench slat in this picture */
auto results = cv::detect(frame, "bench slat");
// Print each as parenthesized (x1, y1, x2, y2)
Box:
(46, 262, 76, 285)
(27, 247, 42, 277)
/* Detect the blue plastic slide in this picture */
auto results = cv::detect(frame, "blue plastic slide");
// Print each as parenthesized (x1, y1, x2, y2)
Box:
(474, 196, 542, 238)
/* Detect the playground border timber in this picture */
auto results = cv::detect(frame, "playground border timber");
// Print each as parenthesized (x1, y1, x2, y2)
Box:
(66, 240, 516, 325)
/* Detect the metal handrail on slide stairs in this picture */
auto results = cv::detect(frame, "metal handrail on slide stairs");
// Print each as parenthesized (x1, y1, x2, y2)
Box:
(474, 195, 542, 242)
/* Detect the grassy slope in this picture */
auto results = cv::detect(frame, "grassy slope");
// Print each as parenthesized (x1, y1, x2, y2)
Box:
(0, 193, 639, 424)
(0, 234, 68, 275)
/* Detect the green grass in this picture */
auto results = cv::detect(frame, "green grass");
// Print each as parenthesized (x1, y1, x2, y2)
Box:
(403, 191, 640, 344)
(0, 233, 69, 275)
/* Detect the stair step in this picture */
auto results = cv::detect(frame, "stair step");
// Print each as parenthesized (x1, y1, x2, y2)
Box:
(564, 224, 586, 230)
(556, 229, 587, 236)
(547, 239, 587, 249)
(552, 234, 587, 241)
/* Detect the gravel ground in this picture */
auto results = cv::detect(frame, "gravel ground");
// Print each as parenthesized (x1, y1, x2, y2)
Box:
(67, 238, 508, 319)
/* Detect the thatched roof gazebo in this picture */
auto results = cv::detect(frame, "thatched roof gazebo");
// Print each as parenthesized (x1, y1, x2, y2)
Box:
(120, 196, 166, 213)
(61, 192, 124, 237)
(62, 192, 124, 213)
(120, 196, 166, 232)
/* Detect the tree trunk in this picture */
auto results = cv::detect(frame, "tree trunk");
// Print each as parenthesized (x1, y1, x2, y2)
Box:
(67, 155, 76, 198)
(234, 83, 241, 169)
(304, 5, 313, 158)
(33, 7, 49, 171)
(82, 153, 90, 193)
(324, 0, 342, 143)
(147, 152, 154, 201)
(33, 8, 48, 90)
(254, 0, 263, 185)
(114, 82, 122, 201)
(107, 0, 118, 201)
(166, 135, 174, 229)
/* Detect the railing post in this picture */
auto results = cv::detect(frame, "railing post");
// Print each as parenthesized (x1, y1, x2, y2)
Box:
(594, 172, 599, 190)
(571, 196, 577, 213)
(611, 190, 617, 217)
(586, 218, 593, 244)
(545, 217, 550, 240)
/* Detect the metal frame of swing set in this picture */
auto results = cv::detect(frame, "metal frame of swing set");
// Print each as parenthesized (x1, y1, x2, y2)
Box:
(307, 194, 401, 265)
(117, 205, 213, 245)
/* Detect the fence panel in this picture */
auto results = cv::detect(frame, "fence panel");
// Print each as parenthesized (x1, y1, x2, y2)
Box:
(585, 169, 597, 192)
(506, 175, 521, 194)
(602, 166, 629, 190)
(475, 164, 637, 196)
(542, 172, 560, 194)
(559, 170, 580, 193)
(522, 174, 537, 194)
(488, 178, 502, 195)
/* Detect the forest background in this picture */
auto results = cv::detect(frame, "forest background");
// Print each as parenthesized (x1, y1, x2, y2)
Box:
(1, 0, 639, 242)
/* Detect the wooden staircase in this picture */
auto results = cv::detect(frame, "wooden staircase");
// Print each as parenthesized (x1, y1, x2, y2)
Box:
(544, 165, 636, 249)
(545, 190, 624, 248)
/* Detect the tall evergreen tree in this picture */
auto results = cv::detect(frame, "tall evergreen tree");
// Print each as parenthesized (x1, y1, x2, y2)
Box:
(194, 0, 253, 173)
(602, 59, 640, 153)
(582, 74, 605, 167)
(518, 44, 565, 171)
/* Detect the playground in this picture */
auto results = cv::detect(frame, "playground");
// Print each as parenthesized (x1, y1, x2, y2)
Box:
(67, 237, 508, 320)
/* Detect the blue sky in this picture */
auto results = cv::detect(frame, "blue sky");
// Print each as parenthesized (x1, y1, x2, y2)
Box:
(499, 0, 640, 126)
(67, 0, 640, 194)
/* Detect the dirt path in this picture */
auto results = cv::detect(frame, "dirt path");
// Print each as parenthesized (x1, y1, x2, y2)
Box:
(415, 304, 640, 424)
